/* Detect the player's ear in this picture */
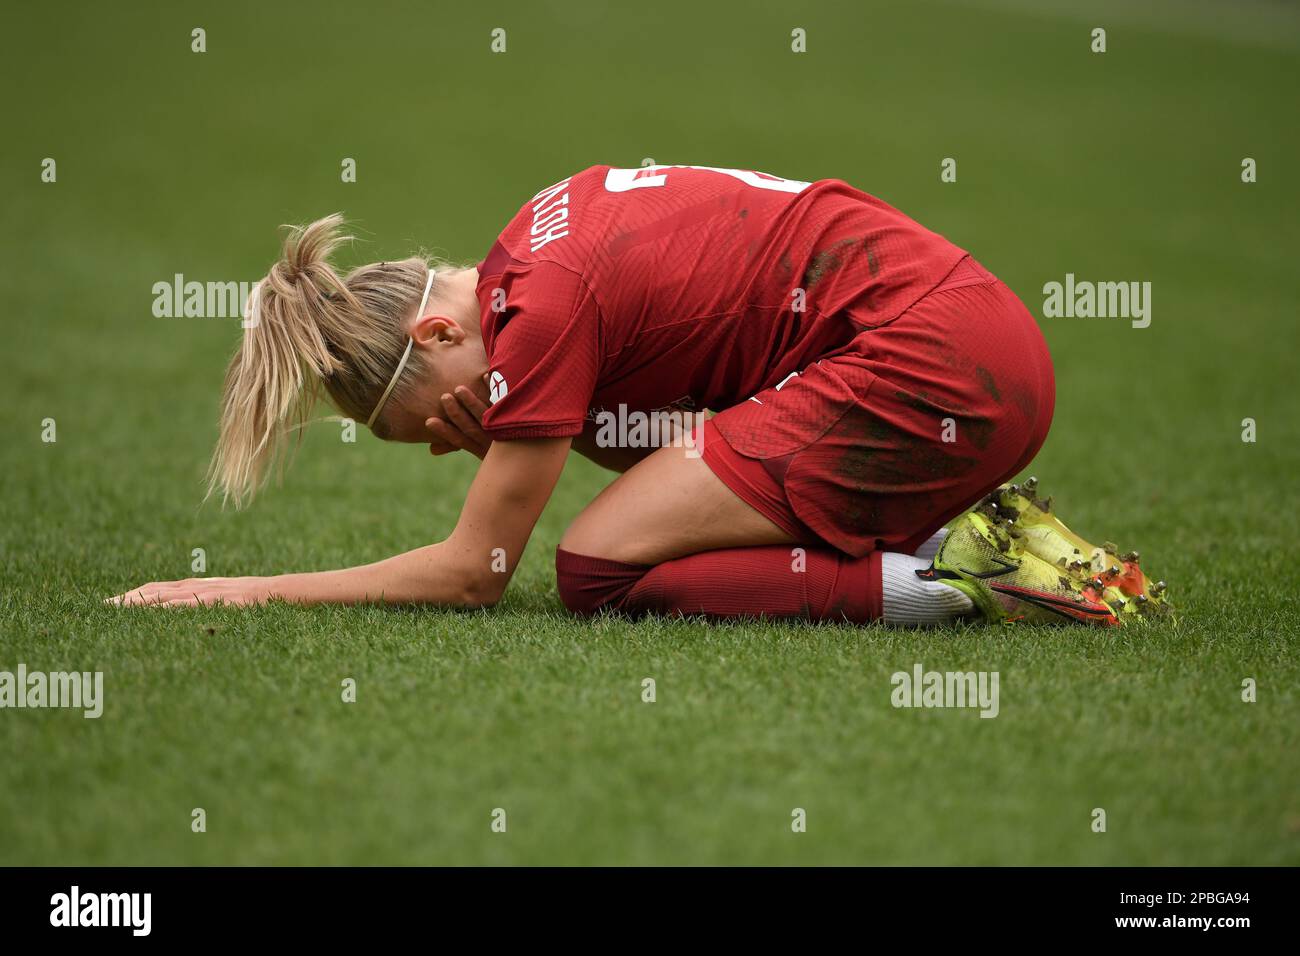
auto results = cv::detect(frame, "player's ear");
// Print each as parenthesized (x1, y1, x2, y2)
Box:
(411, 314, 465, 347)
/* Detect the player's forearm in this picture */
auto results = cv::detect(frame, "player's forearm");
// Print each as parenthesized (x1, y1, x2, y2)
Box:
(110, 440, 568, 610)
(271, 541, 502, 607)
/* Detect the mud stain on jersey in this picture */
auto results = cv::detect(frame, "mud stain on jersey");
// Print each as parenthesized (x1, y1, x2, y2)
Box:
(1009, 384, 1037, 425)
(803, 237, 859, 288)
(807, 400, 978, 542)
(975, 366, 1002, 403)
(777, 251, 795, 282)
(894, 388, 995, 451)
(803, 236, 881, 291)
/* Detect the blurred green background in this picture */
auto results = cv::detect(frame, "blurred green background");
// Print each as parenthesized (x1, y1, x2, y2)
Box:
(1, 0, 1297, 864)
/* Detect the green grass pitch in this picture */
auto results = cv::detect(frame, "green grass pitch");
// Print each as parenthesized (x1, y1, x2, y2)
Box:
(1, 0, 1297, 864)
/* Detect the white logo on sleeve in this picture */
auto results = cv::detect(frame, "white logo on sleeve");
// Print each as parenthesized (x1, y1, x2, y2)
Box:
(488, 370, 509, 404)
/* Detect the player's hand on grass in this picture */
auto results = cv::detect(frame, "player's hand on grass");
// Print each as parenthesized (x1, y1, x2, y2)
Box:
(108, 576, 272, 607)
(425, 379, 492, 460)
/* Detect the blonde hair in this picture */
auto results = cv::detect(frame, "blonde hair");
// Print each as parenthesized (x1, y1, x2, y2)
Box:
(208, 214, 453, 507)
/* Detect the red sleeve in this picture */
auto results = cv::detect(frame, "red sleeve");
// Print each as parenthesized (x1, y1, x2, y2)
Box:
(480, 261, 601, 440)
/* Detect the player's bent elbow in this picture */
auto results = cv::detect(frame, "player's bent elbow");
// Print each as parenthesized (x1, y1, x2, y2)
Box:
(458, 573, 506, 609)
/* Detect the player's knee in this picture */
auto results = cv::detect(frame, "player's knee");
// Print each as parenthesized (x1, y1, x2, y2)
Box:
(555, 550, 597, 615)
(554, 547, 645, 616)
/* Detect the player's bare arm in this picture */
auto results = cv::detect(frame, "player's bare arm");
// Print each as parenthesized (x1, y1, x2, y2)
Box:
(112, 437, 570, 607)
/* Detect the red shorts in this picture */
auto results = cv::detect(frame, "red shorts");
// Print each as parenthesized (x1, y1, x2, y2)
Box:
(701, 256, 1054, 557)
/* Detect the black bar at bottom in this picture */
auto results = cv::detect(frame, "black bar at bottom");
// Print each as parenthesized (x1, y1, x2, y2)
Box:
(0, 866, 1288, 942)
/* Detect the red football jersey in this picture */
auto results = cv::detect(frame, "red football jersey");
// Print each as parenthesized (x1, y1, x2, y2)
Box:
(474, 164, 967, 440)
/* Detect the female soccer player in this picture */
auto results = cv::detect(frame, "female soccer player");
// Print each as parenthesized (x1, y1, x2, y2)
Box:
(113, 165, 1168, 624)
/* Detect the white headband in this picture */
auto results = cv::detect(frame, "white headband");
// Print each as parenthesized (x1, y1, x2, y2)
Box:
(366, 269, 434, 429)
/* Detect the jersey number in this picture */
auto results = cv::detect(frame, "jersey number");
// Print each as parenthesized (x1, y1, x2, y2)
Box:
(604, 165, 811, 195)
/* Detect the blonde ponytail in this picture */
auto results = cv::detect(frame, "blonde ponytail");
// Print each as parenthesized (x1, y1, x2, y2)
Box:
(207, 214, 446, 507)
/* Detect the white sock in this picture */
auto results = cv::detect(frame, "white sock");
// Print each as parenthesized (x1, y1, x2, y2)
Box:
(881, 551, 974, 625)
(911, 528, 948, 563)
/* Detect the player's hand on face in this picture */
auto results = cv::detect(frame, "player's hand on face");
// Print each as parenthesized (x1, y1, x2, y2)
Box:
(107, 576, 272, 608)
(425, 379, 492, 460)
